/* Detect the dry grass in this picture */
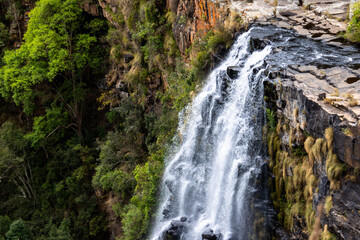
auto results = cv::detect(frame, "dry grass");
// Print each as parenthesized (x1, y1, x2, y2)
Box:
(293, 108, 299, 120)
(304, 136, 315, 154)
(330, 88, 340, 97)
(325, 127, 333, 150)
(343, 92, 358, 106)
(324, 196, 332, 216)
(282, 123, 288, 132)
(292, 165, 303, 188)
(289, 128, 294, 148)
(344, 174, 357, 182)
(301, 121, 307, 130)
(343, 127, 354, 137)
(348, 98, 358, 106)
(305, 202, 316, 232)
(309, 204, 323, 240)
(312, 138, 325, 162)
(326, 153, 345, 190)
(321, 224, 336, 240)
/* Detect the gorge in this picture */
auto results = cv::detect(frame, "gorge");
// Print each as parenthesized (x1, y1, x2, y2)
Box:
(0, 1, 359, 240)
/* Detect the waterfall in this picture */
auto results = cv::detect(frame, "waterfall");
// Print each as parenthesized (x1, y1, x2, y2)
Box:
(150, 29, 272, 240)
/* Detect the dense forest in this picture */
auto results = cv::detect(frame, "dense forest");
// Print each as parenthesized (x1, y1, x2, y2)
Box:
(1, 0, 359, 239)
(0, 0, 237, 239)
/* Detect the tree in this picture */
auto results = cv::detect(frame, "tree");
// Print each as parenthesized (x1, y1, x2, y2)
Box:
(347, 2, 360, 42)
(0, 122, 35, 201)
(0, 215, 11, 239)
(5, 219, 31, 240)
(0, 0, 104, 141)
(48, 218, 73, 240)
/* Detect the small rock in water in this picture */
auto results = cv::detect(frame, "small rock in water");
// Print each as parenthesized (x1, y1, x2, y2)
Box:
(202, 229, 222, 240)
(163, 220, 187, 240)
(180, 217, 187, 222)
(227, 66, 241, 79)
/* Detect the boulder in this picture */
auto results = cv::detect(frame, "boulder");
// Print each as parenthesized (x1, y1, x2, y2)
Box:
(164, 220, 187, 240)
(227, 66, 241, 79)
(202, 229, 222, 240)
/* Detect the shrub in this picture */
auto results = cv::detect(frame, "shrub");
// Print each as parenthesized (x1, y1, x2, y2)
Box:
(266, 108, 276, 131)
(6, 219, 31, 240)
(346, 2, 360, 42)
(0, 215, 11, 237)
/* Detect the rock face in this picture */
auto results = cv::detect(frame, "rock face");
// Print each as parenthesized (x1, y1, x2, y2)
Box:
(263, 39, 360, 240)
(278, 65, 360, 168)
(266, 60, 360, 239)
(168, 0, 229, 54)
(328, 181, 360, 239)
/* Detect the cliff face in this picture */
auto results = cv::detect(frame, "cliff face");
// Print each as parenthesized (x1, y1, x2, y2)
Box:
(167, 0, 229, 54)
(251, 1, 360, 239)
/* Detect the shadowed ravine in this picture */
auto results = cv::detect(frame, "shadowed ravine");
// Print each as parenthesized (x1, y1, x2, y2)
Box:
(149, 26, 360, 240)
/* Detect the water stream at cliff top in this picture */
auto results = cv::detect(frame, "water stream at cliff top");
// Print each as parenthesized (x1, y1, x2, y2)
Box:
(150, 25, 360, 240)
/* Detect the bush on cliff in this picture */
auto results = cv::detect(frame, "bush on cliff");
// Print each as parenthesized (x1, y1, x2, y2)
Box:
(346, 2, 360, 42)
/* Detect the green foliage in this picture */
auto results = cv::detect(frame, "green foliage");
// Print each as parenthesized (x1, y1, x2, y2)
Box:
(346, 2, 360, 42)
(163, 59, 198, 111)
(121, 160, 163, 240)
(0, 22, 8, 48)
(266, 108, 276, 131)
(0, 0, 104, 115)
(0, 215, 11, 238)
(0, 0, 108, 240)
(0, 122, 35, 201)
(93, 167, 136, 197)
(326, 153, 345, 190)
(121, 204, 143, 240)
(6, 219, 31, 240)
(93, 99, 144, 197)
(48, 218, 73, 240)
(25, 105, 69, 147)
(89, 215, 107, 237)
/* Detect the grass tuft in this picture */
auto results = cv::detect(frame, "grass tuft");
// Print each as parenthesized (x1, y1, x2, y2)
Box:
(304, 136, 315, 154)
(325, 127, 333, 151)
(324, 196, 332, 216)
(312, 138, 325, 162)
(326, 153, 345, 190)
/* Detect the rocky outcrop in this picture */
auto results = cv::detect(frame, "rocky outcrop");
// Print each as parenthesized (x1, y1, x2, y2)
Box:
(168, 0, 230, 54)
(275, 65, 360, 168)
(266, 74, 360, 239)
(244, 2, 360, 238)
(231, 0, 354, 21)
(81, 0, 101, 16)
(264, 37, 360, 240)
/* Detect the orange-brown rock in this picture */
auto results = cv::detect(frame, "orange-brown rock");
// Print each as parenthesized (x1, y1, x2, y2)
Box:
(169, 0, 229, 54)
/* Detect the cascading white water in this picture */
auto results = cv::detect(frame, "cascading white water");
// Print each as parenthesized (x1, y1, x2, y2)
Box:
(150, 29, 272, 240)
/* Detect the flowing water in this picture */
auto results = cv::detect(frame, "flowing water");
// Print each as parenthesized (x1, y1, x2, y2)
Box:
(150, 25, 360, 240)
